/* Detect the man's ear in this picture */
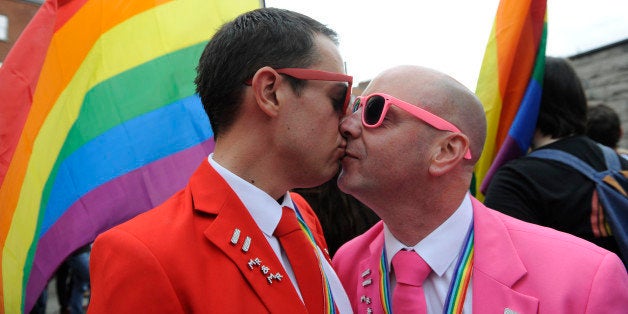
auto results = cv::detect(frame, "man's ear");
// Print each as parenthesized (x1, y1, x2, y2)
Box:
(428, 133, 470, 176)
(251, 66, 282, 117)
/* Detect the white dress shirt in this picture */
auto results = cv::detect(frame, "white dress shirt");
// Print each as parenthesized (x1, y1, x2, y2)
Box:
(208, 154, 352, 313)
(384, 193, 474, 314)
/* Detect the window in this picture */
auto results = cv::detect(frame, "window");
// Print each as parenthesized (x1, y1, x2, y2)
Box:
(0, 15, 8, 42)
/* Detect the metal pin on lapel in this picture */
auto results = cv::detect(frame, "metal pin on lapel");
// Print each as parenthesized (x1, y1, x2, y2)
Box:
(247, 258, 262, 269)
(362, 278, 372, 287)
(267, 272, 283, 284)
(360, 295, 371, 304)
(230, 229, 241, 245)
(361, 269, 371, 278)
(261, 265, 270, 275)
(242, 236, 251, 252)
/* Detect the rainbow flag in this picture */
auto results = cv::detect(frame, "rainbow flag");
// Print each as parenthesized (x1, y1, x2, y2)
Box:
(0, 0, 259, 312)
(472, 0, 547, 200)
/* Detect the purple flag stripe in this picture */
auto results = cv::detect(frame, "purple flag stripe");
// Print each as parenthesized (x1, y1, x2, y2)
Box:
(480, 136, 526, 192)
(25, 139, 214, 310)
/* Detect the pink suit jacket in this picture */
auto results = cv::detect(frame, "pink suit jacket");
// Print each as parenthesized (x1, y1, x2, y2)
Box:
(332, 197, 628, 313)
(89, 161, 331, 313)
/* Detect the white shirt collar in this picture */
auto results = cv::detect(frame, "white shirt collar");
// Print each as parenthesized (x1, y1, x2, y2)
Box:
(384, 193, 473, 276)
(208, 154, 293, 237)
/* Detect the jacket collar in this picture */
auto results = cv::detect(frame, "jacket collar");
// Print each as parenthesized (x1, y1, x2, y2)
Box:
(356, 221, 386, 314)
(189, 161, 307, 313)
(471, 197, 539, 313)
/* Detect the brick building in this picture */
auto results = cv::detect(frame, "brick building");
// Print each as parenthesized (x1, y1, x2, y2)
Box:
(570, 38, 628, 149)
(0, 0, 42, 66)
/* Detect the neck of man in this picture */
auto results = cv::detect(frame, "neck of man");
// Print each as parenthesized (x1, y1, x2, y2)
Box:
(213, 134, 290, 200)
(532, 130, 562, 149)
(376, 186, 465, 247)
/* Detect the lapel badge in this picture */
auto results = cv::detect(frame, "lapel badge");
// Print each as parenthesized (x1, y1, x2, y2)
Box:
(367, 308, 373, 314)
(267, 272, 283, 284)
(362, 278, 372, 287)
(361, 269, 371, 278)
(261, 265, 270, 275)
(360, 295, 371, 304)
(504, 308, 518, 314)
(247, 258, 262, 270)
(242, 236, 252, 252)
(230, 228, 241, 245)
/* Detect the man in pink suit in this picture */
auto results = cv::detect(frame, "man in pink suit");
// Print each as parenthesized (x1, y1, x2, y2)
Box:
(332, 65, 628, 313)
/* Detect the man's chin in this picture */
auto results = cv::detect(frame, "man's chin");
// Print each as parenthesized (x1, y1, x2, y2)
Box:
(336, 170, 351, 194)
(298, 166, 341, 189)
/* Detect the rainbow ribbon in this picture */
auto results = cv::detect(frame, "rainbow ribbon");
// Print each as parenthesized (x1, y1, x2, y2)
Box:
(294, 205, 337, 314)
(443, 226, 474, 314)
(379, 249, 393, 314)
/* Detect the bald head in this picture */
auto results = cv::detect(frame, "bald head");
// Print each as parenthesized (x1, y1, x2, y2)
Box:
(364, 65, 487, 164)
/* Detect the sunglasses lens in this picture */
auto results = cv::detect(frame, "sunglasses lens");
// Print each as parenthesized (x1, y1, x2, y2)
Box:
(364, 95, 385, 125)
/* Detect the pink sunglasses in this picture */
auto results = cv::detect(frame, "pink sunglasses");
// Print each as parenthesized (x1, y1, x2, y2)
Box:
(246, 68, 353, 113)
(353, 93, 472, 159)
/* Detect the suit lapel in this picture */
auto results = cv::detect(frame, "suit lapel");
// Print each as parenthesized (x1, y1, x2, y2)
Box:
(472, 271, 539, 314)
(471, 198, 539, 313)
(355, 222, 386, 314)
(190, 162, 306, 313)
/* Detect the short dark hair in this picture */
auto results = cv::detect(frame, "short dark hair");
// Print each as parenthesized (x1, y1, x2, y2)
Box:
(587, 104, 621, 148)
(194, 8, 338, 138)
(536, 57, 588, 138)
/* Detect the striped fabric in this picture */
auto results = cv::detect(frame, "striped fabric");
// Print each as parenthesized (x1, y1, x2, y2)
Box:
(0, 0, 259, 312)
(471, 0, 547, 200)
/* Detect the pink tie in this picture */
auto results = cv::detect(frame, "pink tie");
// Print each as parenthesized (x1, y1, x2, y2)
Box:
(392, 249, 431, 314)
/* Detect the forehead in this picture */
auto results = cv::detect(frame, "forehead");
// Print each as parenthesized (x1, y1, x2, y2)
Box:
(362, 67, 435, 102)
(312, 34, 345, 74)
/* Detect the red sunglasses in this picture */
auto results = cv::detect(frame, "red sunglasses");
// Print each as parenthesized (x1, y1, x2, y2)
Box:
(353, 93, 472, 159)
(246, 68, 353, 113)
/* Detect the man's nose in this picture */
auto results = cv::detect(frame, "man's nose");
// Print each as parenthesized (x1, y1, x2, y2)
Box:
(339, 110, 362, 139)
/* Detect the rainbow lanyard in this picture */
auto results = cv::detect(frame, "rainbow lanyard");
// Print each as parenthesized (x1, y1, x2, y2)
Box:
(293, 204, 337, 314)
(379, 222, 474, 314)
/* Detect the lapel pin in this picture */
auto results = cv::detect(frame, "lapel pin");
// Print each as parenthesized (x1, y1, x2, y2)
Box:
(241, 236, 251, 252)
(267, 272, 283, 284)
(504, 308, 517, 314)
(367, 308, 373, 313)
(360, 295, 371, 304)
(361, 269, 371, 278)
(247, 258, 262, 269)
(230, 228, 241, 245)
(261, 265, 270, 275)
(362, 278, 372, 287)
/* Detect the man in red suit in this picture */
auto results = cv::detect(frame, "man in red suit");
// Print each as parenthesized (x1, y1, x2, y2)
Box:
(332, 65, 628, 313)
(88, 8, 353, 313)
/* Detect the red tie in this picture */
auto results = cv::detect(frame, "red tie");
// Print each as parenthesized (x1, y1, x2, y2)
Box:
(392, 249, 431, 314)
(274, 206, 325, 313)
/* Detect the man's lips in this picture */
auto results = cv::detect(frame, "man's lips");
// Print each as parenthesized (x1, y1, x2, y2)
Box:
(343, 150, 359, 160)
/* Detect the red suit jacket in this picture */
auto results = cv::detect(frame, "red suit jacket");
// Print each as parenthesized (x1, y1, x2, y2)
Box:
(89, 161, 331, 313)
(332, 197, 628, 313)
